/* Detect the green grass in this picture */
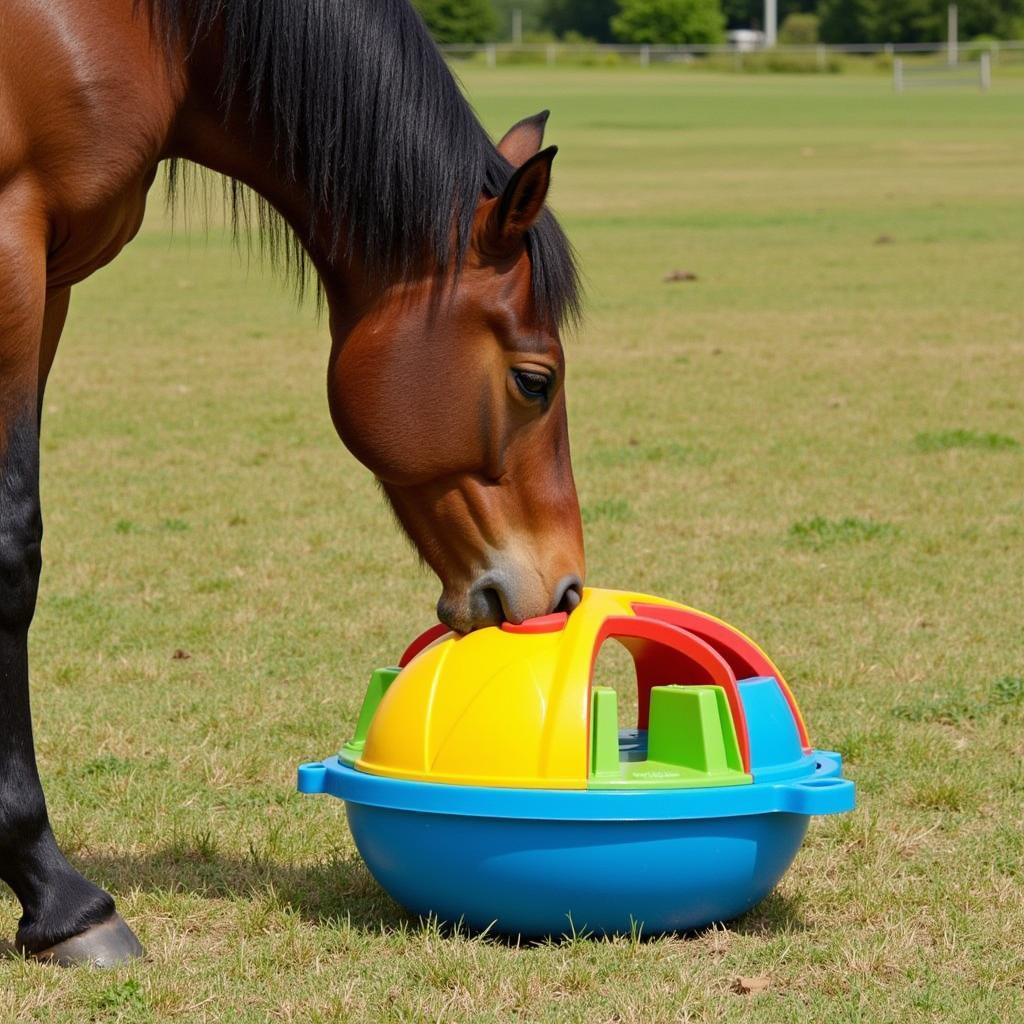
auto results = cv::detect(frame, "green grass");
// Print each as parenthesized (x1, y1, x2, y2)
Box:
(913, 427, 1021, 452)
(3, 69, 1024, 1022)
(788, 515, 897, 548)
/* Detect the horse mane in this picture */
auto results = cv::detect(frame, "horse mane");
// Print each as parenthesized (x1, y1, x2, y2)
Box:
(147, 0, 581, 327)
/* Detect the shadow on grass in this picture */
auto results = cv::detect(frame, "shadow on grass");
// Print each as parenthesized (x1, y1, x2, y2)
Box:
(75, 845, 415, 934)
(729, 891, 808, 936)
(71, 845, 809, 943)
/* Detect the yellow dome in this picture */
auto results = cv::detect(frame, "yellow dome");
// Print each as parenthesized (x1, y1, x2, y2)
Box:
(350, 588, 807, 791)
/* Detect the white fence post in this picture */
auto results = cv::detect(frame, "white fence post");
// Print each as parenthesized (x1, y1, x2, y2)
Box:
(640, 44, 650, 67)
(816, 44, 826, 71)
(893, 57, 904, 93)
(486, 43, 497, 68)
(546, 43, 556, 67)
(980, 51, 991, 91)
(947, 4, 958, 65)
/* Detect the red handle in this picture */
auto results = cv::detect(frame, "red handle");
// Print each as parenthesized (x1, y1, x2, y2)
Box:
(632, 602, 810, 752)
(590, 615, 750, 773)
(398, 622, 452, 667)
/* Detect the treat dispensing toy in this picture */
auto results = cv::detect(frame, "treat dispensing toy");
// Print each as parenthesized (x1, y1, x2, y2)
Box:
(297, 588, 854, 936)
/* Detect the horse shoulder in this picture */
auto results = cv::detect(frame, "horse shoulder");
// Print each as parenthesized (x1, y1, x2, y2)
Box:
(2, 0, 184, 287)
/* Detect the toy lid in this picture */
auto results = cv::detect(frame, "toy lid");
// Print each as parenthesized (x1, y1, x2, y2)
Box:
(342, 588, 813, 791)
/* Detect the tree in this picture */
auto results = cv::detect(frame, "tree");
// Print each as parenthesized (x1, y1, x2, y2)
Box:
(952, 0, 1024, 38)
(817, 0, 869, 42)
(778, 12, 820, 43)
(612, 0, 727, 44)
(413, 0, 499, 43)
(541, 0, 620, 41)
(818, 0, 1024, 44)
(818, 0, 935, 43)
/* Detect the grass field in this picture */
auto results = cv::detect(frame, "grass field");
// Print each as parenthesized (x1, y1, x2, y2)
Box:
(3, 69, 1024, 1022)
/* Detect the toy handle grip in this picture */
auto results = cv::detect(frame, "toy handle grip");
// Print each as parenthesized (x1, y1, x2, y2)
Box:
(399, 623, 453, 666)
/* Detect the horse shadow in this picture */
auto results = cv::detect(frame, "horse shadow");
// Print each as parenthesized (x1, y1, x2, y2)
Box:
(74, 843, 413, 935)
(70, 842, 810, 942)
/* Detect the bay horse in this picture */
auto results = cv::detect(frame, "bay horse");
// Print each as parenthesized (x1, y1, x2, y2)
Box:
(0, 0, 585, 964)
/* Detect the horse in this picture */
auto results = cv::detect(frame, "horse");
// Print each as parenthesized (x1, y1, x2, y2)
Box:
(0, 0, 585, 965)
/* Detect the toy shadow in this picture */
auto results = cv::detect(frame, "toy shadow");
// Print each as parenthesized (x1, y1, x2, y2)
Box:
(71, 845, 809, 942)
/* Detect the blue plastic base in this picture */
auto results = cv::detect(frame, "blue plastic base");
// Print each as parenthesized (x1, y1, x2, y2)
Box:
(347, 802, 808, 936)
(297, 752, 853, 937)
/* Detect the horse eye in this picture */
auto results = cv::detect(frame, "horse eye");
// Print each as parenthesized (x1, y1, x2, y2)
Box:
(513, 369, 551, 401)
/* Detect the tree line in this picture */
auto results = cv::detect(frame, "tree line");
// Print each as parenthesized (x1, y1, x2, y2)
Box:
(414, 0, 1024, 45)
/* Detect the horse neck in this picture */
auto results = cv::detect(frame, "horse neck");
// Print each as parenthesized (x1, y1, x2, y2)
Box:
(166, 39, 366, 314)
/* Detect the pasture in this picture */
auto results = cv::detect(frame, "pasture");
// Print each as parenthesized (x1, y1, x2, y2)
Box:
(3, 68, 1023, 1021)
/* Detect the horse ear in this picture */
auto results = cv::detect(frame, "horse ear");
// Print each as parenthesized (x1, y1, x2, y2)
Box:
(496, 110, 550, 168)
(480, 146, 557, 256)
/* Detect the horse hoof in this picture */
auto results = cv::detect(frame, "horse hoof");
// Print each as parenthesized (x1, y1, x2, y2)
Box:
(30, 914, 144, 967)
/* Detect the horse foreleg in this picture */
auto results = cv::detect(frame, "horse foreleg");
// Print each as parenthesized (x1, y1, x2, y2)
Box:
(0, 205, 142, 965)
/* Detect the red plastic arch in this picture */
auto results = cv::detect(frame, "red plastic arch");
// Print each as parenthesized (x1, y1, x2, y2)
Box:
(632, 603, 811, 752)
(590, 615, 751, 773)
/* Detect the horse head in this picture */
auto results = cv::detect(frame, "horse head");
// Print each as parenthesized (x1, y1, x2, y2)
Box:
(327, 115, 584, 632)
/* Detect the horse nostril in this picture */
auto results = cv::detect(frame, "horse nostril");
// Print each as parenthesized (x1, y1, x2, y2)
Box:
(468, 585, 507, 627)
(552, 576, 583, 615)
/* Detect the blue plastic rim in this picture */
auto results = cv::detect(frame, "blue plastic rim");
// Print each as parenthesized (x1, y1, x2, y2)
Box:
(298, 750, 853, 818)
(297, 753, 853, 937)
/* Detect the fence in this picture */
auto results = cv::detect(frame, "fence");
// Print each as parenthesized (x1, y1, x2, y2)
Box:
(440, 39, 1024, 72)
(893, 53, 992, 91)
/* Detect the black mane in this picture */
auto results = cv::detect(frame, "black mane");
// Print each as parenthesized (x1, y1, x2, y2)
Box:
(149, 0, 580, 327)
